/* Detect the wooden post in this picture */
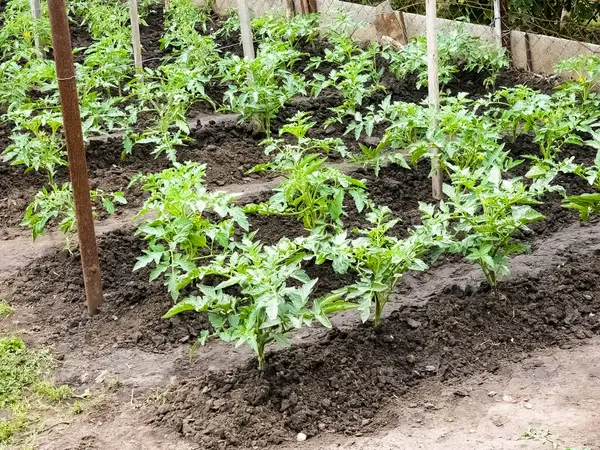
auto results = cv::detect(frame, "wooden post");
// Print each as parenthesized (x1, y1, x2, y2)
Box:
(29, 0, 42, 52)
(286, 0, 295, 18)
(236, 0, 255, 60)
(48, 0, 104, 315)
(129, 0, 143, 71)
(426, 0, 442, 200)
(493, 0, 502, 46)
(524, 32, 533, 71)
(499, 0, 511, 58)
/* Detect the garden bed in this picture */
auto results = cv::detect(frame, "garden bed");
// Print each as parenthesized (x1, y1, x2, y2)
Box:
(2, 2, 600, 448)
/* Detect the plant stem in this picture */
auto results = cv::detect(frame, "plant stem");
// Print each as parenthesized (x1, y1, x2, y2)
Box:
(257, 342, 265, 372)
(374, 294, 383, 327)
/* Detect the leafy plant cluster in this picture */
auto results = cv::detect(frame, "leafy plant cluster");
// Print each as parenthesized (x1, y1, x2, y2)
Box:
(0, 0, 144, 240)
(4, 0, 600, 374)
(135, 111, 549, 371)
(129, 0, 219, 162)
(386, 27, 509, 88)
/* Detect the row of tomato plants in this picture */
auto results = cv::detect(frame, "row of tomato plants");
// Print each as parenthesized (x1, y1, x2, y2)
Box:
(2, 0, 600, 370)
(0, 0, 512, 237)
(133, 97, 599, 369)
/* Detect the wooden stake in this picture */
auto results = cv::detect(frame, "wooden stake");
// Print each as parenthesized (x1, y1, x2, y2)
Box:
(236, 0, 255, 60)
(48, 0, 104, 315)
(29, 0, 42, 53)
(286, 0, 295, 18)
(426, 0, 442, 200)
(493, 0, 502, 46)
(129, 0, 143, 71)
(499, 0, 511, 58)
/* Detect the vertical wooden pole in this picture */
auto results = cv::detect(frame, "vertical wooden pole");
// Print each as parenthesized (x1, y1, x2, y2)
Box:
(493, 0, 502, 46)
(286, 0, 296, 18)
(236, 0, 255, 60)
(29, 0, 42, 52)
(499, 0, 511, 58)
(48, 0, 104, 315)
(426, 0, 442, 200)
(129, 0, 143, 70)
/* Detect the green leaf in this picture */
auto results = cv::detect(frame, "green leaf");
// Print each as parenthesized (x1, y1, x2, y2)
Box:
(163, 296, 205, 318)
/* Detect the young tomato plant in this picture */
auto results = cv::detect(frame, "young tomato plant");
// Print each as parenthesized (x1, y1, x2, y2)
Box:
(219, 49, 307, 137)
(133, 162, 249, 300)
(1, 117, 66, 184)
(386, 28, 508, 88)
(555, 55, 600, 103)
(312, 43, 384, 126)
(349, 97, 429, 174)
(435, 166, 545, 294)
(252, 112, 348, 172)
(245, 153, 368, 230)
(22, 183, 126, 241)
(164, 237, 354, 371)
(339, 206, 449, 326)
(562, 132, 600, 221)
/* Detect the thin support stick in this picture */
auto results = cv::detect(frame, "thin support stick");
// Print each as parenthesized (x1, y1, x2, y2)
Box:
(129, 0, 143, 71)
(237, 0, 255, 60)
(493, 0, 502, 46)
(48, 0, 104, 315)
(499, 0, 511, 58)
(426, 0, 442, 200)
(29, 0, 42, 53)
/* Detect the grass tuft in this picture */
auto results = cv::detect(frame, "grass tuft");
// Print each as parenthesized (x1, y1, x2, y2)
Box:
(0, 336, 69, 444)
(0, 301, 13, 318)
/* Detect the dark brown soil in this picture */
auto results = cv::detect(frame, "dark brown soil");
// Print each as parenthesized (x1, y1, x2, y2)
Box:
(140, 5, 166, 70)
(69, 18, 94, 64)
(8, 227, 210, 353)
(148, 244, 600, 449)
(506, 134, 599, 236)
(0, 119, 48, 232)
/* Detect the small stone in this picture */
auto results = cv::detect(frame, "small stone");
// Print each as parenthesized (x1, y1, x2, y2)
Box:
(280, 399, 292, 412)
(112, 315, 118, 321)
(425, 365, 436, 372)
(94, 370, 109, 384)
(424, 403, 435, 410)
(408, 403, 418, 408)
(182, 419, 194, 435)
(491, 415, 505, 427)
(179, 335, 190, 343)
(406, 318, 422, 329)
(523, 403, 533, 409)
(406, 354, 416, 364)
(211, 399, 226, 410)
(454, 390, 468, 397)
(487, 391, 497, 397)
(296, 432, 307, 442)
(318, 423, 326, 431)
(502, 395, 515, 403)
(361, 419, 371, 426)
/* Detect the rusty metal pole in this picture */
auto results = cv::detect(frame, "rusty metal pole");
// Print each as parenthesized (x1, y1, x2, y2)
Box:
(48, 0, 104, 315)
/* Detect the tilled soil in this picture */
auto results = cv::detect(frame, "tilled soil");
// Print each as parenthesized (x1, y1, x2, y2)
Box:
(7, 228, 210, 353)
(140, 5, 166, 70)
(148, 244, 600, 449)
